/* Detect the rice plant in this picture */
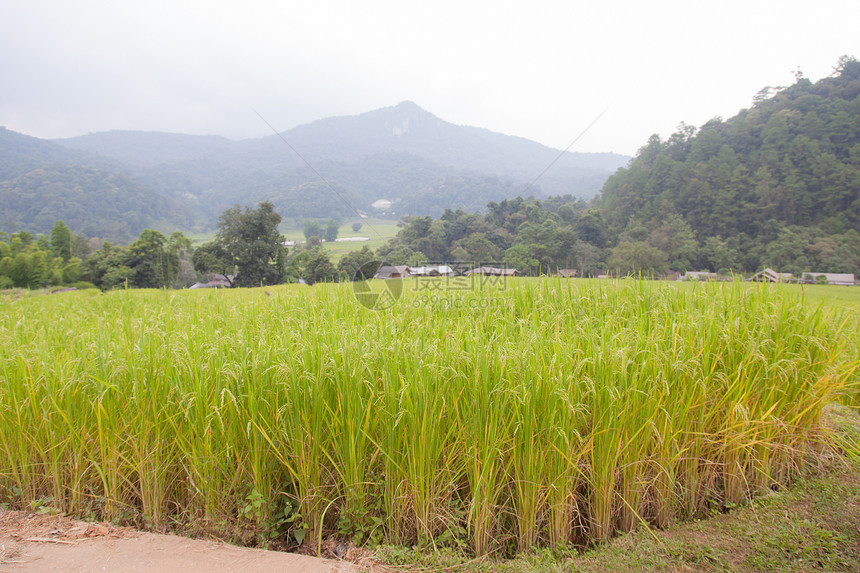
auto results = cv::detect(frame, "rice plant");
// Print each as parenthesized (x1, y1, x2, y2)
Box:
(0, 279, 855, 555)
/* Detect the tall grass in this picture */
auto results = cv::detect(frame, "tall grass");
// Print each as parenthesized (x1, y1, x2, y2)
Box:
(0, 279, 856, 555)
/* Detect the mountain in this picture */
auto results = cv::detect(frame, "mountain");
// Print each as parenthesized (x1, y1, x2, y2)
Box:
(51, 102, 629, 223)
(0, 127, 190, 241)
(239, 101, 626, 183)
(54, 102, 628, 187)
(55, 130, 237, 169)
(2, 104, 629, 240)
(598, 57, 860, 274)
(0, 164, 189, 243)
(0, 126, 119, 180)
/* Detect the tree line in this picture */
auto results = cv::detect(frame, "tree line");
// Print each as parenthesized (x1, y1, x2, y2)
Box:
(0, 220, 194, 290)
(0, 202, 345, 291)
(6, 185, 859, 293)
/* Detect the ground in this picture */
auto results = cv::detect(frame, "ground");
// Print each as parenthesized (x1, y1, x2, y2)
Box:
(0, 511, 363, 573)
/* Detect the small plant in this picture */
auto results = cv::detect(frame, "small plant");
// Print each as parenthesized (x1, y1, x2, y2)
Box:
(28, 497, 61, 515)
(239, 488, 266, 524)
(280, 497, 307, 546)
(750, 519, 849, 571)
(336, 489, 385, 546)
(239, 489, 306, 547)
(665, 540, 729, 570)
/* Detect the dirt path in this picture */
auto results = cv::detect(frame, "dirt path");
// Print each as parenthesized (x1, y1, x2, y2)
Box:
(0, 510, 365, 573)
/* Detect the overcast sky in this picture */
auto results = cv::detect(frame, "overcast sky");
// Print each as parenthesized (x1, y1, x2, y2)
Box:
(1, 0, 858, 156)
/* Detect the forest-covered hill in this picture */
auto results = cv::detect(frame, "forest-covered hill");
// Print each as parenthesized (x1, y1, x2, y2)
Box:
(0, 128, 190, 242)
(598, 56, 860, 274)
(0, 104, 628, 240)
(53, 131, 237, 169)
(49, 102, 628, 229)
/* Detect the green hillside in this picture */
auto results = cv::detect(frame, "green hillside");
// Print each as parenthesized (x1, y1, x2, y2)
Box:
(52, 102, 629, 227)
(599, 56, 860, 274)
(0, 164, 190, 243)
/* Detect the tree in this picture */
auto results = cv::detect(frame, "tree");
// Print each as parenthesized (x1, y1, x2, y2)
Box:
(123, 229, 191, 289)
(608, 241, 668, 276)
(301, 249, 338, 285)
(0, 230, 67, 288)
(450, 233, 502, 263)
(700, 237, 740, 273)
(191, 243, 234, 285)
(405, 251, 428, 266)
(503, 244, 539, 275)
(9, 253, 33, 288)
(647, 215, 699, 271)
(377, 244, 419, 266)
(194, 202, 288, 288)
(352, 222, 363, 233)
(126, 229, 168, 288)
(61, 258, 82, 284)
(101, 264, 134, 290)
(303, 219, 321, 240)
(574, 210, 608, 247)
(337, 246, 377, 281)
(72, 233, 91, 260)
(763, 227, 809, 274)
(83, 241, 129, 290)
(50, 221, 73, 261)
(324, 219, 340, 242)
(832, 54, 858, 76)
(571, 242, 604, 277)
(165, 231, 193, 288)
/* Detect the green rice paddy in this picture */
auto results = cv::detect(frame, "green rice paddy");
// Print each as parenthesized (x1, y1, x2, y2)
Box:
(0, 279, 857, 555)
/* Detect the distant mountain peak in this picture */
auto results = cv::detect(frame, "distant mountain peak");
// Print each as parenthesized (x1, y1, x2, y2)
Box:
(375, 101, 436, 137)
(392, 100, 426, 113)
(368, 100, 438, 121)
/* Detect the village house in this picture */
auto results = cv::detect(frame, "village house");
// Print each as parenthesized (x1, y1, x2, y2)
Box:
(465, 266, 518, 277)
(408, 265, 455, 277)
(681, 271, 720, 281)
(373, 265, 410, 279)
(189, 274, 234, 289)
(749, 268, 795, 283)
(801, 272, 856, 286)
(750, 268, 856, 285)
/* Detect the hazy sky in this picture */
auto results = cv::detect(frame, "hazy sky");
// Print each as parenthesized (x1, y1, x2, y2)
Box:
(1, 0, 858, 156)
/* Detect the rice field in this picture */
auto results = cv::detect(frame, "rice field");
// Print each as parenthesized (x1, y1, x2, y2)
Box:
(0, 279, 857, 555)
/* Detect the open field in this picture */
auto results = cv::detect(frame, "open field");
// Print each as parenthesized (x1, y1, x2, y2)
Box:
(184, 217, 400, 258)
(281, 218, 400, 259)
(0, 279, 858, 559)
(783, 283, 860, 311)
